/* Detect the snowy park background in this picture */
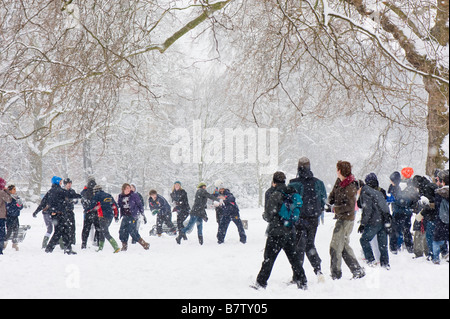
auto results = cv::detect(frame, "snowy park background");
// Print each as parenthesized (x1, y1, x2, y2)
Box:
(1, 204, 448, 299)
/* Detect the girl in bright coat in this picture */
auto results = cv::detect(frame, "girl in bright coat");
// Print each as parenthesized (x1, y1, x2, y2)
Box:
(0, 177, 12, 255)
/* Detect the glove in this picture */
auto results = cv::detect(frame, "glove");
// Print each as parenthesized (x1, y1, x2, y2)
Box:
(152, 209, 159, 216)
(324, 204, 332, 212)
(419, 196, 430, 207)
(32, 211, 38, 218)
(358, 225, 365, 234)
(415, 213, 424, 222)
(143, 215, 148, 224)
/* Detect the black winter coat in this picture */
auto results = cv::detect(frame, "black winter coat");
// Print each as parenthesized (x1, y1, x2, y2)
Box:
(359, 185, 390, 227)
(264, 183, 297, 236)
(190, 188, 217, 219)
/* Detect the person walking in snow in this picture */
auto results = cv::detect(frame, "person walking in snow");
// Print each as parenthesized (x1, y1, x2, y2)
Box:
(130, 184, 146, 244)
(0, 177, 12, 255)
(62, 178, 78, 249)
(4, 185, 24, 251)
(118, 183, 149, 251)
(357, 174, 391, 269)
(253, 171, 307, 290)
(149, 189, 177, 236)
(288, 157, 327, 281)
(45, 176, 81, 255)
(176, 182, 218, 245)
(328, 161, 365, 280)
(388, 168, 419, 254)
(32, 189, 54, 249)
(215, 183, 247, 244)
(170, 181, 190, 232)
(91, 185, 121, 253)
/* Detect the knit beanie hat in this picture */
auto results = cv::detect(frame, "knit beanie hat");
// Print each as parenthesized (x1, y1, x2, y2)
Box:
(401, 167, 414, 179)
(0, 178, 6, 189)
(390, 171, 401, 185)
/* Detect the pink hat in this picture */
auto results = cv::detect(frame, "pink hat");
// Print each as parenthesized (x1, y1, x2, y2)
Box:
(0, 177, 6, 189)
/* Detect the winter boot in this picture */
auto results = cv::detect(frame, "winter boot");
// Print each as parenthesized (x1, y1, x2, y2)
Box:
(121, 242, 128, 251)
(138, 238, 150, 250)
(42, 236, 50, 249)
(3, 241, 7, 249)
(176, 232, 185, 245)
(12, 243, 19, 251)
(64, 248, 77, 255)
(109, 238, 120, 253)
(97, 241, 105, 252)
(198, 235, 203, 245)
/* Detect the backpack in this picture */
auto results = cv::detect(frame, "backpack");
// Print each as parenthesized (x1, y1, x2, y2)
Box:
(439, 198, 449, 224)
(279, 192, 303, 227)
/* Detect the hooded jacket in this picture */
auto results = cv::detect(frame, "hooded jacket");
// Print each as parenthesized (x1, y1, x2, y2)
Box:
(359, 185, 390, 227)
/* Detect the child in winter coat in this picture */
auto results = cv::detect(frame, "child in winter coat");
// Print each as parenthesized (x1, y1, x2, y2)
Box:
(4, 185, 24, 251)
(0, 177, 12, 255)
(149, 190, 177, 236)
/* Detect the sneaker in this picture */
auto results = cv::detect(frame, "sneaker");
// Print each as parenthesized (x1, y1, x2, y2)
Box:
(250, 282, 266, 290)
(352, 268, 366, 279)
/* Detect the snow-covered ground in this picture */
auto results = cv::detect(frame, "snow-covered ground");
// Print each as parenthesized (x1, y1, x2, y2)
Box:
(1, 205, 448, 299)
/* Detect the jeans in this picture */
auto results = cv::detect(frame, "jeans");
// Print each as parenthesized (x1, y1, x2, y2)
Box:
(360, 223, 389, 266)
(119, 215, 141, 243)
(217, 214, 247, 243)
(182, 215, 203, 236)
(432, 240, 448, 263)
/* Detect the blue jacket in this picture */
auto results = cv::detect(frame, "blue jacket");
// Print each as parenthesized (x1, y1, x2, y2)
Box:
(6, 196, 23, 217)
(218, 189, 240, 218)
(149, 194, 171, 215)
(92, 190, 119, 219)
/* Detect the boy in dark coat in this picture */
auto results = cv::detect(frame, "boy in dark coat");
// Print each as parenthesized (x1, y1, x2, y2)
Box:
(92, 185, 120, 253)
(288, 157, 327, 280)
(358, 174, 391, 269)
(253, 172, 307, 290)
(45, 176, 81, 255)
(176, 182, 218, 245)
(149, 190, 177, 236)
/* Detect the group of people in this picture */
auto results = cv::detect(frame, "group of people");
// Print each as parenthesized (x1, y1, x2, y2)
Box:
(1, 158, 449, 292)
(0, 174, 248, 255)
(252, 158, 449, 291)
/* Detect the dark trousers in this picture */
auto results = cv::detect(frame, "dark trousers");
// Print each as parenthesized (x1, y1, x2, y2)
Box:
(66, 211, 76, 246)
(156, 212, 176, 235)
(0, 219, 6, 254)
(360, 224, 389, 266)
(99, 217, 114, 242)
(295, 217, 322, 274)
(389, 213, 413, 253)
(5, 216, 20, 244)
(46, 213, 72, 252)
(81, 212, 101, 247)
(217, 214, 247, 243)
(256, 232, 307, 287)
(177, 210, 190, 232)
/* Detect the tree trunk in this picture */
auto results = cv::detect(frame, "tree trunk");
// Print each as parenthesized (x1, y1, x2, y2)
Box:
(424, 78, 449, 176)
